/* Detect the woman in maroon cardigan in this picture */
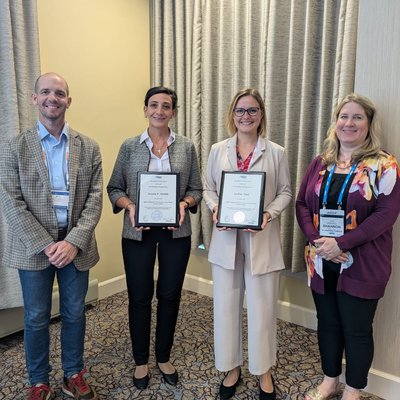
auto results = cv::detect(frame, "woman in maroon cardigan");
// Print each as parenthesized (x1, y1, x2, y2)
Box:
(296, 93, 400, 400)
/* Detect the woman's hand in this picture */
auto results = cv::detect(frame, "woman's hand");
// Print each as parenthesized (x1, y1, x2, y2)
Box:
(126, 202, 136, 227)
(314, 237, 342, 260)
(243, 211, 271, 233)
(330, 252, 349, 264)
(127, 203, 150, 231)
(212, 205, 231, 231)
(212, 205, 219, 224)
(167, 201, 187, 230)
(178, 201, 186, 226)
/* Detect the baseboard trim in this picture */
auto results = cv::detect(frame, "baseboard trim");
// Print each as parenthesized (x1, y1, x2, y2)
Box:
(51, 278, 99, 316)
(98, 275, 127, 299)
(341, 365, 400, 400)
(182, 273, 213, 298)
(0, 279, 99, 339)
(182, 274, 318, 329)
(99, 273, 400, 398)
(277, 300, 317, 330)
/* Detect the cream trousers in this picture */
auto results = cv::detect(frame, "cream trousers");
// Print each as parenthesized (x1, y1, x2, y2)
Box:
(212, 230, 279, 375)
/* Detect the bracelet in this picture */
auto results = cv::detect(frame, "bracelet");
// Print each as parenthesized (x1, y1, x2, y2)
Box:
(126, 202, 134, 210)
(263, 211, 272, 222)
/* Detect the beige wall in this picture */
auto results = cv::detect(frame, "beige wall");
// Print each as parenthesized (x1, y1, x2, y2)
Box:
(36, 0, 315, 309)
(35, 0, 400, 394)
(37, 0, 150, 283)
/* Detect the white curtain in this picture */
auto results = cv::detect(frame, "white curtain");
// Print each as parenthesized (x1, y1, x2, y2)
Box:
(150, 0, 358, 272)
(0, 0, 40, 308)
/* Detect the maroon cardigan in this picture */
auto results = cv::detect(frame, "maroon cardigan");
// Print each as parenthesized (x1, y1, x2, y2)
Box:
(296, 153, 400, 299)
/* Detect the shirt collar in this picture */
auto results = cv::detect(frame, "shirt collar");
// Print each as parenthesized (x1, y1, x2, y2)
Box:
(37, 120, 69, 141)
(140, 129, 176, 145)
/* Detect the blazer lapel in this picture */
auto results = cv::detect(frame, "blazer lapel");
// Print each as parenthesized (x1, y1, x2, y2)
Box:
(27, 128, 51, 191)
(249, 136, 267, 171)
(226, 135, 238, 171)
(67, 130, 81, 217)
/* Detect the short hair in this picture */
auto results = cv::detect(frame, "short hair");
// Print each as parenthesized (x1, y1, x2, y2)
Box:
(144, 86, 178, 109)
(226, 88, 267, 138)
(322, 93, 381, 164)
(34, 73, 70, 96)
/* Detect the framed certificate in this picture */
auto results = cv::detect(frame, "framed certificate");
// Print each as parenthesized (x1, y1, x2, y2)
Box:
(217, 171, 266, 230)
(135, 172, 180, 227)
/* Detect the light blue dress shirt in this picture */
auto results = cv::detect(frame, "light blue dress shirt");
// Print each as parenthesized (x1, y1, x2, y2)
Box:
(38, 121, 69, 228)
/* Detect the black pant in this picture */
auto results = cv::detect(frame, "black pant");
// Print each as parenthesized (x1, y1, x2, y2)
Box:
(122, 229, 191, 365)
(312, 264, 378, 389)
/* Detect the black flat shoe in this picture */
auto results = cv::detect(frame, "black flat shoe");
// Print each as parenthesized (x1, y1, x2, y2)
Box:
(158, 366, 179, 386)
(219, 368, 241, 400)
(259, 374, 276, 400)
(133, 372, 150, 390)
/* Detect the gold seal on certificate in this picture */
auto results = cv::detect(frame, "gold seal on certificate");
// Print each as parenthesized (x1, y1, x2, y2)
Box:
(135, 172, 180, 227)
(217, 171, 266, 230)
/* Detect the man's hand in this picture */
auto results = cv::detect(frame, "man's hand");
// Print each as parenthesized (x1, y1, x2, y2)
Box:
(47, 241, 78, 268)
(44, 242, 58, 258)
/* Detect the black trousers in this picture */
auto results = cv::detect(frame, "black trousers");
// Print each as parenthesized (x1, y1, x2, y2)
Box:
(122, 229, 191, 365)
(312, 263, 378, 389)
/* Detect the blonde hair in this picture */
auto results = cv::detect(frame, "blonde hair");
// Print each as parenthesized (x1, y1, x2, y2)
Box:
(322, 93, 382, 165)
(226, 88, 267, 138)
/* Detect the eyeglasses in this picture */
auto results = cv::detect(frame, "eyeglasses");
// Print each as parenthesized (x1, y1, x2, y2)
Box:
(233, 107, 260, 117)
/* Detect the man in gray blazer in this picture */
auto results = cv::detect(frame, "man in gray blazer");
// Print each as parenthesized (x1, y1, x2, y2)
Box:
(0, 72, 102, 400)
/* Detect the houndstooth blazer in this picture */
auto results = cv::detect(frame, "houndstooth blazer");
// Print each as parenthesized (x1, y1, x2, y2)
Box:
(107, 131, 202, 241)
(0, 125, 103, 271)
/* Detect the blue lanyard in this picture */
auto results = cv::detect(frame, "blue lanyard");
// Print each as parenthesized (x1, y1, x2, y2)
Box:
(322, 163, 357, 209)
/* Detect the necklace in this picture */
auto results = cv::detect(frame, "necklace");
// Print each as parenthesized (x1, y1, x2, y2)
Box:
(335, 159, 352, 170)
(150, 132, 169, 156)
(153, 142, 167, 155)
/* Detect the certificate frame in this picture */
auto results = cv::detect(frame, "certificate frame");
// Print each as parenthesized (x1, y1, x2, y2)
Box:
(216, 171, 266, 230)
(135, 172, 180, 227)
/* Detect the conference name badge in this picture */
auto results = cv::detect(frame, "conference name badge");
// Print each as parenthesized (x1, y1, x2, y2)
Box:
(51, 190, 69, 209)
(319, 208, 344, 237)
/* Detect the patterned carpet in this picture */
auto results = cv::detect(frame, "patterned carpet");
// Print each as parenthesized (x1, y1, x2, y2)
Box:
(0, 289, 383, 399)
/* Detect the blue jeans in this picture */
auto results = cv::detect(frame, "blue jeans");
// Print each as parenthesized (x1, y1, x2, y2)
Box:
(18, 263, 89, 385)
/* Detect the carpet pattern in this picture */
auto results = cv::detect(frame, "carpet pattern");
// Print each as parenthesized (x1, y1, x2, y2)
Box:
(0, 290, 382, 399)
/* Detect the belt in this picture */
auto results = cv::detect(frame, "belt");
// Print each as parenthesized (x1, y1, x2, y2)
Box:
(57, 228, 68, 241)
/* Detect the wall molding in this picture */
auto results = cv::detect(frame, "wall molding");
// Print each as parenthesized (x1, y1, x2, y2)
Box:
(98, 274, 127, 299)
(0, 279, 99, 339)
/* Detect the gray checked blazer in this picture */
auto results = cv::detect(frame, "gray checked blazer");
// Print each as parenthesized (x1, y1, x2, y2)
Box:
(107, 131, 202, 241)
(0, 126, 103, 271)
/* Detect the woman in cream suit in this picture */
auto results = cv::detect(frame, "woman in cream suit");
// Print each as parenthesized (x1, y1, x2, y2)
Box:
(203, 88, 292, 400)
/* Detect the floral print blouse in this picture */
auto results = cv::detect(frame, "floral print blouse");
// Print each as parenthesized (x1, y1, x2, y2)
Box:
(296, 152, 400, 299)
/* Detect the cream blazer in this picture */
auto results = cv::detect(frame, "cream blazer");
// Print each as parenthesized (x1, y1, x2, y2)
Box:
(203, 134, 292, 275)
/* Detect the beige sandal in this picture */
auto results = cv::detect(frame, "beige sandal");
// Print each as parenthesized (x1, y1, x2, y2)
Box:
(305, 385, 341, 400)
(342, 386, 361, 400)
